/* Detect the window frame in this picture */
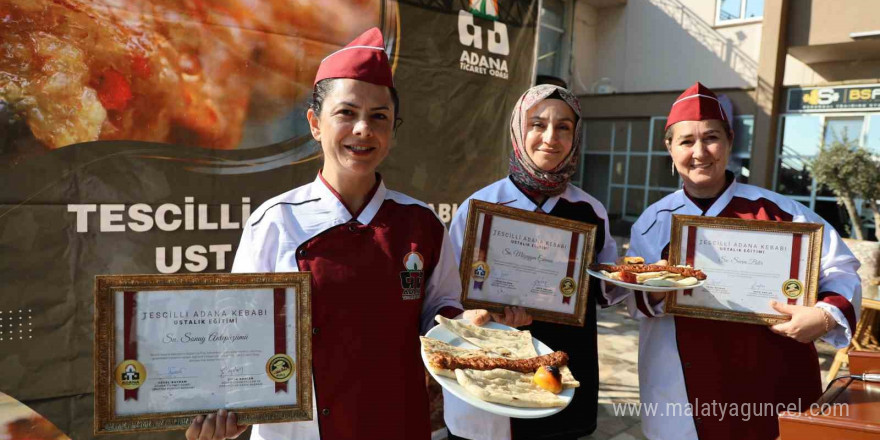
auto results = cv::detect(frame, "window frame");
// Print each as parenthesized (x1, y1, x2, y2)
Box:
(715, 0, 763, 26)
(773, 112, 876, 237)
(577, 115, 754, 222)
(536, 0, 574, 83)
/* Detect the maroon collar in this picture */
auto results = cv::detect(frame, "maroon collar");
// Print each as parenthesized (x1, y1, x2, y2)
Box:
(684, 171, 734, 213)
(318, 170, 383, 220)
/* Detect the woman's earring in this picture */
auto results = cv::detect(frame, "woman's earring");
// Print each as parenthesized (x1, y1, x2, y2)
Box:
(671, 162, 676, 175)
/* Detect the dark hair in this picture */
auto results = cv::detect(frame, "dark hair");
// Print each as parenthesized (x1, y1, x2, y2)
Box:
(664, 119, 733, 144)
(536, 75, 568, 88)
(309, 78, 402, 130)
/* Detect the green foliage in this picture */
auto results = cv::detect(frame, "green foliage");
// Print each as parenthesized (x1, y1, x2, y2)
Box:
(811, 135, 880, 201)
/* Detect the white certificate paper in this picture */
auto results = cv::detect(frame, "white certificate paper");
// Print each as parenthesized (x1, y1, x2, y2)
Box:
(467, 213, 585, 315)
(676, 227, 809, 314)
(113, 288, 298, 415)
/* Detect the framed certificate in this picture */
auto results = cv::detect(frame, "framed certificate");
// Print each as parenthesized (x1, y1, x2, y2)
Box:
(666, 215, 824, 325)
(459, 200, 597, 326)
(93, 273, 312, 435)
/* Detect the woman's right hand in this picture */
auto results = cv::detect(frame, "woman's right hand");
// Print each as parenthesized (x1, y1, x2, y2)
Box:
(490, 306, 533, 328)
(647, 259, 669, 305)
(185, 410, 248, 440)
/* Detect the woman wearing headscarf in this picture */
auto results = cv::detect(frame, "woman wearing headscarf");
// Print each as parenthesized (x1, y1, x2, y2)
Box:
(444, 84, 627, 440)
(185, 27, 491, 440)
(625, 82, 861, 440)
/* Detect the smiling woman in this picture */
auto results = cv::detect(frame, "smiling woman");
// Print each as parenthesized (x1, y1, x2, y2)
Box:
(623, 81, 861, 440)
(185, 27, 491, 440)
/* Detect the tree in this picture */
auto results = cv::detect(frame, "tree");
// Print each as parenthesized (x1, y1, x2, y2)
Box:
(852, 154, 880, 239)
(811, 135, 879, 240)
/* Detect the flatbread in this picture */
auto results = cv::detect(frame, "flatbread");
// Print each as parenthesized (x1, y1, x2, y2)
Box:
(420, 336, 496, 379)
(434, 315, 537, 359)
(454, 369, 565, 408)
(425, 325, 579, 389)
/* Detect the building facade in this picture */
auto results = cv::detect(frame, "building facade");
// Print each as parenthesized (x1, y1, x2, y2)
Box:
(537, 0, 880, 239)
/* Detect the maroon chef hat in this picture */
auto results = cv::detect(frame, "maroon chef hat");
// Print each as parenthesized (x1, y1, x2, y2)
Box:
(665, 82, 727, 130)
(313, 27, 394, 88)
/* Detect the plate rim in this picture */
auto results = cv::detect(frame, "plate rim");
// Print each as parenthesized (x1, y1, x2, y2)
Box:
(586, 268, 706, 292)
(422, 320, 573, 418)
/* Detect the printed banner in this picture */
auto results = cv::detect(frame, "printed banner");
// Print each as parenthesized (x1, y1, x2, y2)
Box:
(0, 0, 537, 438)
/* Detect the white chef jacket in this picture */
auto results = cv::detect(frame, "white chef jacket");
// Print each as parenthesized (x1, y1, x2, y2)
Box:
(624, 179, 861, 440)
(232, 174, 463, 440)
(443, 177, 626, 440)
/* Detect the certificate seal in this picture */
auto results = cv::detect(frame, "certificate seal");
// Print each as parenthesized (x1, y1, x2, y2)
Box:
(472, 261, 490, 283)
(114, 360, 146, 390)
(266, 354, 296, 383)
(782, 279, 804, 299)
(559, 277, 577, 297)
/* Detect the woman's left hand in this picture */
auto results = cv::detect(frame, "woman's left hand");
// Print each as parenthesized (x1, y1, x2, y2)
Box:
(768, 301, 833, 343)
(462, 309, 491, 326)
(461, 307, 533, 327)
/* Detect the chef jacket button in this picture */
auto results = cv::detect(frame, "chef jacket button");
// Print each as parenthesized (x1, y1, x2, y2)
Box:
(322, 408, 330, 416)
(312, 327, 319, 335)
(298, 249, 306, 258)
(694, 417, 702, 425)
(684, 362, 692, 368)
(348, 225, 356, 232)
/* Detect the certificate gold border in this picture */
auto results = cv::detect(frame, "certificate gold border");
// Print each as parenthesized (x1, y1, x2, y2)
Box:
(666, 215, 824, 325)
(93, 273, 313, 435)
(459, 199, 597, 327)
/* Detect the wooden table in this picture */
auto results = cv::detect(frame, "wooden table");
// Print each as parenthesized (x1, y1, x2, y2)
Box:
(779, 351, 880, 439)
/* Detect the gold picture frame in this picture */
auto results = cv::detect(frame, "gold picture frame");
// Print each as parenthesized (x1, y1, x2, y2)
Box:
(94, 273, 312, 435)
(459, 200, 597, 326)
(666, 215, 824, 325)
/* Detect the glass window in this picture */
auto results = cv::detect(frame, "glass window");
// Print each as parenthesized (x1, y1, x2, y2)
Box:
(537, 31, 564, 77)
(613, 122, 629, 151)
(824, 117, 863, 146)
(652, 118, 668, 152)
(582, 155, 610, 206)
(732, 117, 754, 156)
(541, 0, 566, 29)
(867, 115, 880, 153)
(777, 157, 812, 196)
(649, 190, 673, 206)
(780, 115, 822, 157)
(719, 0, 743, 21)
(612, 156, 627, 184)
(584, 120, 613, 152)
(626, 189, 645, 218)
(730, 158, 750, 183)
(629, 119, 650, 152)
(649, 155, 678, 188)
(609, 188, 624, 218)
(717, 0, 763, 23)
(628, 156, 648, 186)
(744, 0, 764, 19)
(537, 0, 569, 78)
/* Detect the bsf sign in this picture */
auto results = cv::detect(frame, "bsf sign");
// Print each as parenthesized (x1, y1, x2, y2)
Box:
(788, 84, 880, 112)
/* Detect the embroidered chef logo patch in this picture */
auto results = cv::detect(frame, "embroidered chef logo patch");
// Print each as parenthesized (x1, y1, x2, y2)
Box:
(400, 251, 425, 300)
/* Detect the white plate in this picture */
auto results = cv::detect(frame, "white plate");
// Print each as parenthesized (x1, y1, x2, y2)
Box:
(587, 268, 706, 292)
(422, 320, 573, 419)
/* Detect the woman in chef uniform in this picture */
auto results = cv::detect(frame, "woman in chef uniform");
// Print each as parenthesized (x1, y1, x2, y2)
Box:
(625, 82, 861, 440)
(185, 27, 489, 440)
(444, 84, 627, 440)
